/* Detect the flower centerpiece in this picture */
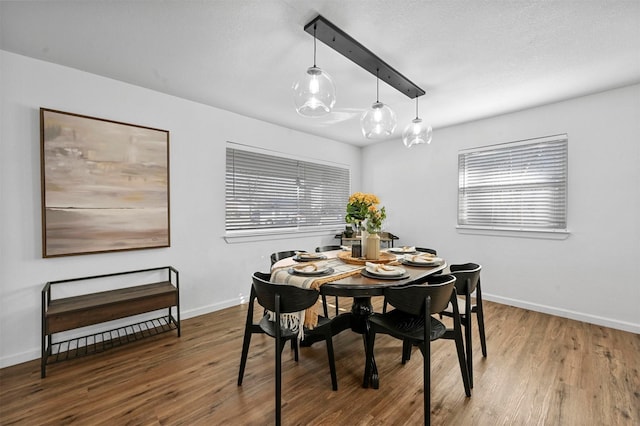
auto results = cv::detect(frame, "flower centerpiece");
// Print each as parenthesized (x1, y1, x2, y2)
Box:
(345, 192, 386, 259)
(365, 204, 386, 234)
(345, 192, 381, 234)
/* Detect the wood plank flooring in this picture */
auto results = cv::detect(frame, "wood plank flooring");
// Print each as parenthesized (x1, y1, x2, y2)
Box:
(1, 298, 638, 425)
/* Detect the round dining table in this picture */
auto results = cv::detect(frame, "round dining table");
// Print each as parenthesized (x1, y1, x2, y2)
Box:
(271, 249, 446, 389)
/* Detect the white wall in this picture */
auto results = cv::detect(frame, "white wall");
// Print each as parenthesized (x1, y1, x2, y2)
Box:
(0, 51, 361, 367)
(2, 49, 637, 369)
(363, 84, 640, 333)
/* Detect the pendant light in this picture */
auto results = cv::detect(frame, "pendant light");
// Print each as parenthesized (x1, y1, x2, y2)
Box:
(292, 24, 336, 117)
(402, 96, 432, 148)
(361, 69, 397, 138)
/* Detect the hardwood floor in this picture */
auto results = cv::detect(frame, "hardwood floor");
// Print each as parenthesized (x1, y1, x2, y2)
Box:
(1, 298, 638, 425)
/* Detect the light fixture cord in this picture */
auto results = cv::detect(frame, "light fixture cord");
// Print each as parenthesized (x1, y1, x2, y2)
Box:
(376, 68, 380, 102)
(415, 96, 419, 119)
(313, 24, 317, 67)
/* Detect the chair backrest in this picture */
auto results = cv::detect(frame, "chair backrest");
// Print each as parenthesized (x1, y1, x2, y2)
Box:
(384, 274, 456, 316)
(449, 263, 482, 295)
(254, 271, 271, 282)
(315, 245, 341, 252)
(415, 247, 437, 255)
(270, 250, 306, 266)
(380, 232, 399, 240)
(251, 272, 319, 314)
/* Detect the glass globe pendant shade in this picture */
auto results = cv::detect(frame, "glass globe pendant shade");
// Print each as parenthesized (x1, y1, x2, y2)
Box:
(292, 66, 336, 117)
(402, 117, 433, 148)
(361, 101, 397, 138)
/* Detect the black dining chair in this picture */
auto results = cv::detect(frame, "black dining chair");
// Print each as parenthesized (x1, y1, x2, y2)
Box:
(271, 248, 337, 322)
(416, 248, 442, 277)
(315, 246, 342, 317)
(238, 272, 338, 426)
(439, 262, 485, 388)
(416, 247, 438, 255)
(268, 251, 306, 317)
(379, 231, 400, 248)
(315, 245, 341, 252)
(382, 247, 439, 314)
(364, 274, 471, 426)
(236, 270, 299, 367)
(270, 250, 306, 267)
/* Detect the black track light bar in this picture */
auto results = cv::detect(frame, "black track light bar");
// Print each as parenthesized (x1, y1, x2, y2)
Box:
(304, 15, 425, 99)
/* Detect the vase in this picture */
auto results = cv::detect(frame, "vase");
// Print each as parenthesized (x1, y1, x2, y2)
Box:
(365, 232, 381, 260)
(360, 229, 368, 257)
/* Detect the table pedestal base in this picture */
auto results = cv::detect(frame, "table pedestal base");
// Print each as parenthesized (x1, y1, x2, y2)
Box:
(301, 296, 379, 389)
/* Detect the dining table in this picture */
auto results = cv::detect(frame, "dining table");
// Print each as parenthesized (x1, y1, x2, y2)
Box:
(270, 248, 447, 389)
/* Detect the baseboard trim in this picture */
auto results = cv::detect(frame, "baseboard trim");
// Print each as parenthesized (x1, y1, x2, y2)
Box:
(483, 293, 640, 334)
(4, 295, 636, 369)
(180, 298, 241, 320)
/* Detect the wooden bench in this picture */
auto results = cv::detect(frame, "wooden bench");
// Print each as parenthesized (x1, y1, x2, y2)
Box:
(41, 266, 180, 378)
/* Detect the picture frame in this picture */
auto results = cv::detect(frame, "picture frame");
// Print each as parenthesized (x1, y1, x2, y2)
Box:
(40, 108, 170, 257)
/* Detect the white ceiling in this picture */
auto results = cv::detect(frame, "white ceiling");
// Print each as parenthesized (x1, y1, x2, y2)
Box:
(2, 0, 640, 146)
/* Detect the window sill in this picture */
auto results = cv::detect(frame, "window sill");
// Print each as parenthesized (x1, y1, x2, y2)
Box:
(456, 225, 570, 240)
(224, 227, 342, 244)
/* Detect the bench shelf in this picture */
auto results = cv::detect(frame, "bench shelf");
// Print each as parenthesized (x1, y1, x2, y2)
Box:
(41, 266, 180, 378)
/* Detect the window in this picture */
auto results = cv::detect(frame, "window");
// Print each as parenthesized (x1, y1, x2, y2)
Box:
(225, 146, 350, 233)
(458, 134, 568, 232)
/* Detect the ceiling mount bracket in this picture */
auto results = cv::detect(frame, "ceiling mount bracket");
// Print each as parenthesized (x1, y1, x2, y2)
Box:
(304, 15, 425, 99)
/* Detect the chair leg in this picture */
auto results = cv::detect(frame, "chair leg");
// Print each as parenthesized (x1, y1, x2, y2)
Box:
(238, 293, 259, 386)
(275, 336, 282, 426)
(292, 338, 299, 362)
(422, 299, 431, 426)
(418, 342, 431, 426)
(237, 327, 252, 386)
(475, 286, 487, 358)
(401, 339, 412, 364)
(477, 306, 487, 357)
(383, 299, 388, 313)
(274, 296, 283, 426)
(454, 320, 472, 397)
(334, 296, 339, 316)
(464, 315, 473, 389)
(325, 334, 338, 390)
(321, 295, 329, 318)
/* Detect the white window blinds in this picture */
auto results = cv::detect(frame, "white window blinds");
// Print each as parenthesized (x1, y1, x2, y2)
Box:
(225, 147, 350, 232)
(458, 134, 568, 231)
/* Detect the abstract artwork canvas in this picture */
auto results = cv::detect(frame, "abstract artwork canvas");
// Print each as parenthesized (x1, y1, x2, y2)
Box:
(40, 108, 170, 257)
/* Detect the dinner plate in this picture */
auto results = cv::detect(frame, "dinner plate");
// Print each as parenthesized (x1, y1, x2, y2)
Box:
(360, 269, 410, 280)
(403, 254, 442, 263)
(288, 266, 334, 276)
(388, 247, 417, 254)
(292, 253, 327, 262)
(365, 264, 406, 276)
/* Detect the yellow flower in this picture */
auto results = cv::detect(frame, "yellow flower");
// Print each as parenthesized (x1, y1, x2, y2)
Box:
(345, 192, 386, 233)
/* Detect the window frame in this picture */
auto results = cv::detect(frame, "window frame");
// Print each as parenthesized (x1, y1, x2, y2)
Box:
(224, 143, 350, 241)
(457, 134, 569, 237)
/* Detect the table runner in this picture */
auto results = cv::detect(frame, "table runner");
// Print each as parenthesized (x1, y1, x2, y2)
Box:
(271, 258, 365, 331)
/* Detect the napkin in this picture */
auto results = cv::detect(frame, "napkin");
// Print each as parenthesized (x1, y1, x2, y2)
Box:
(296, 251, 322, 259)
(365, 262, 404, 276)
(292, 261, 328, 273)
(391, 246, 416, 253)
(405, 253, 440, 264)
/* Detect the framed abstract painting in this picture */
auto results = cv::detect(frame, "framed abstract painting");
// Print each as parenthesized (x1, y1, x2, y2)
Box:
(40, 108, 170, 257)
